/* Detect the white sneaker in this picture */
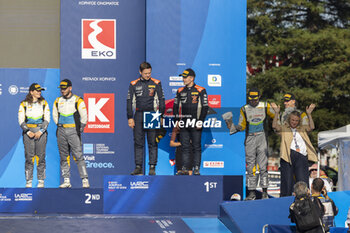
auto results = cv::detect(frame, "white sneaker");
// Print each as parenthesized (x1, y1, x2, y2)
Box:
(59, 178, 72, 188)
(37, 180, 44, 188)
(82, 178, 90, 188)
(25, 180, 32, 188)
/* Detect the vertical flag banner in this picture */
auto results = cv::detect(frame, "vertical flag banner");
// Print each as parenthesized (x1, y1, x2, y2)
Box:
(61, 0, 146, 187)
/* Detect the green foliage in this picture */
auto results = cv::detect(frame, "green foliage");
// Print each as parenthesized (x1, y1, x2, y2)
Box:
(247, 0, 350, 150)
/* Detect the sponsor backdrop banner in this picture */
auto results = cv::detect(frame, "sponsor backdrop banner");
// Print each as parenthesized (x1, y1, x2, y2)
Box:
(0, 68, 61, 188)
(146, 0, 247, 176)
(0, 1, 245, 189)
(60, 0, 146, 187)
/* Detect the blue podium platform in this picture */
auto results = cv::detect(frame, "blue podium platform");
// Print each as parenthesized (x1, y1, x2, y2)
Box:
(219, 191, 350, 233)
(104, 175, 243, 215)
(0, 175, 242, 215)
(219, 196, 294, 233)
(0, 215, 194, 233)
(0, 188, 103, 214)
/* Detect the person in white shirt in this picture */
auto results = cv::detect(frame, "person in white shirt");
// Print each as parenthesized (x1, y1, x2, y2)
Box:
(271, 103, 318, 197)
(309, 163, 333, 193)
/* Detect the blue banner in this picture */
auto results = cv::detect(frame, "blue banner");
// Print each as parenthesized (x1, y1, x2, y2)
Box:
(0, 188, 103, 213)
(0, 68, 61, 188)
(60, 0, 146, 187)
(104, 175, 243, 215)
(146, 0, 247, 176)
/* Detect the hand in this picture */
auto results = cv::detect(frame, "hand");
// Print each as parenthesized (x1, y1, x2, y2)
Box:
(271, 102, 280, 113)
(128, 118, 135, 129)
(34, 131, 42, 139)
(306, 104, 316, 115)
(27, 131, 35, 138)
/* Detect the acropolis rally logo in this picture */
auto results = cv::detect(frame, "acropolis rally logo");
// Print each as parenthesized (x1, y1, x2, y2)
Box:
(82, 19, 116, 59)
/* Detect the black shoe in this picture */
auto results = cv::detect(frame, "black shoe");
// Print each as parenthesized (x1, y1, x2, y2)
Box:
(177, 169, 189, 175)
(193, 166, 200, 175)
(131, 165, 143, 175)
(149, 165, 156, 175)
(262, 192, 269, 199)
(244, 191, 256, 201)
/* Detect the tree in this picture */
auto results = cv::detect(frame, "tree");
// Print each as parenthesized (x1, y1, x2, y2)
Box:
(247, 0, 350, 148)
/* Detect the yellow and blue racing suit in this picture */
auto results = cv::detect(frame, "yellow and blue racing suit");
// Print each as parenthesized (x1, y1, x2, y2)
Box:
(237, 102, 275, 190)
(18, 100, 50, 182)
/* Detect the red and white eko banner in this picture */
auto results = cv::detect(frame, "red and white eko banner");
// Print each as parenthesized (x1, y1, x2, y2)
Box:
(84, 93, 115, 133)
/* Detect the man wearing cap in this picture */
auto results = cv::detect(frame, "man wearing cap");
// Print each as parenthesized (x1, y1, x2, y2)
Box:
(233, 88, 275, 200)
(127, 62, 165, 175)
(18, 83, 50, 188)
(173, 68, 208, 175)
(280, 93, 308, 126)
(53, 79, 89, 188)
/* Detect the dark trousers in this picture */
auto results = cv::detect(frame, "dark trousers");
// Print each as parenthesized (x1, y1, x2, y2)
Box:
(180, 128, 202, 169)
(280, 149, 309, 197)
(133, 112, 158, 166)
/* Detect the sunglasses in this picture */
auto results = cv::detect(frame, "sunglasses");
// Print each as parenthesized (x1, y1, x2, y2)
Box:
(309, 169, 317, 172)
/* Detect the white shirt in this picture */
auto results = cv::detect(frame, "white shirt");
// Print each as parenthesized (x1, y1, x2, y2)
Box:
(290, 128, 307, 156)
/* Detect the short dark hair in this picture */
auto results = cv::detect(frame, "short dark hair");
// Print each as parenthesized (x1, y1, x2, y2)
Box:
(139, 62, 152, 72)
(294, 181, 308, 198)
(312, 178, 324, 193)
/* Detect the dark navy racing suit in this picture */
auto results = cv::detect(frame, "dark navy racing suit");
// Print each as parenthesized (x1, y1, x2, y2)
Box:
(173, 84, 208, 170)
(127, 77, 165, 167)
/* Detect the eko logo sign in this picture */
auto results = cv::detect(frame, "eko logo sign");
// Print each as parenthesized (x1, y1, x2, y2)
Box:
(84, 93, 115, 133)
(82, 19, 116, 59)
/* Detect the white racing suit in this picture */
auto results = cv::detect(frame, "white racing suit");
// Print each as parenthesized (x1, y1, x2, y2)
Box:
(52, 94, 88, 179)
(18, 100, 50, 181)
(237, 102, 274, 191)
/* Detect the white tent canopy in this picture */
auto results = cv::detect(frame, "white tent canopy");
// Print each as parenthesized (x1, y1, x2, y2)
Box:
(318, 124, 350, 191)
(318, 124, 350, 149)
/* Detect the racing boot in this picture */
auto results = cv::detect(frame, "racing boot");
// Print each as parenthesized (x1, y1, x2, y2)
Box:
(178, 167, 189, 175)
(82, 178, 90, 188)
(262, 192, 269, 199)
(193, 166, 200, 175)
(149, 165, 156, 176)
(131, 165, 143, 175)
(37, 180, 44, 188)
(244, 190, 256, 201)
(25, 180, 32, 188)
(59, 178, 72, 188)
(262, 188, 269, 199)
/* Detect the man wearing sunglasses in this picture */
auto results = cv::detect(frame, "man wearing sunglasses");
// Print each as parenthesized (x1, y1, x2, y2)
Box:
(309, 163, 333, 193)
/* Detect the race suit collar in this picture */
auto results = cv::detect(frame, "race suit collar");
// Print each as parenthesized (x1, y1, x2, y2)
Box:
(62, 92, 74, 99)
(186, 82, 195, 89)
(140, 76, 150, 82)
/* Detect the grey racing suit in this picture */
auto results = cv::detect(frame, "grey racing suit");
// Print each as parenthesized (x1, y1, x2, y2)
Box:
(18, 100, 50, 181)
(237, 102, 275, 190)
(52, 94, 88, 179)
